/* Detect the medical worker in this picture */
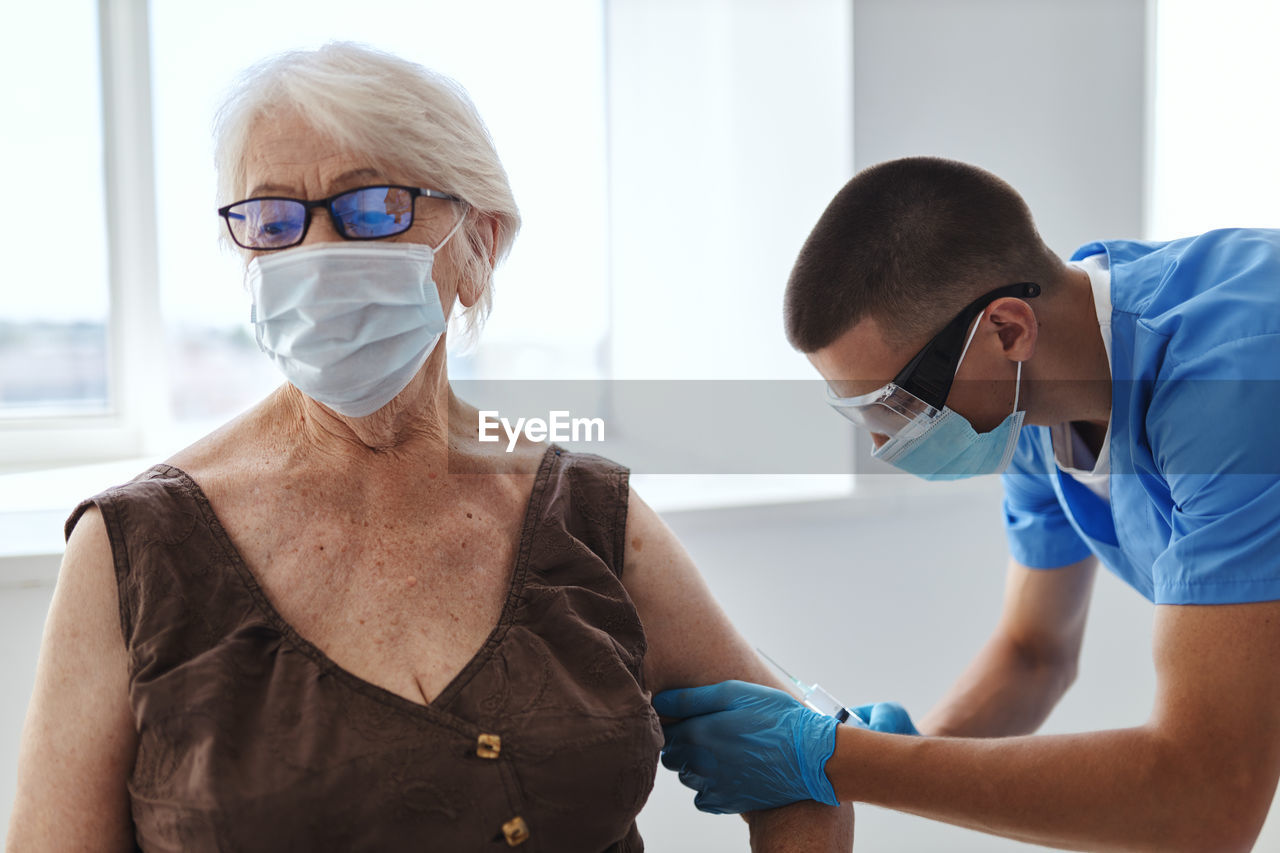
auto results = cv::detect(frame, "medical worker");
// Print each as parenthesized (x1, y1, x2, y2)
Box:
(654, 157, 1280, 851)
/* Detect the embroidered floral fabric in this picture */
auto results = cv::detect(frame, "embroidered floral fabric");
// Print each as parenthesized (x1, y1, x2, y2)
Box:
(65, 446, 662, 852)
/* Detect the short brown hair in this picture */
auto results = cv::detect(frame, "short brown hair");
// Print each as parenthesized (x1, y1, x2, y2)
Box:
(783, 157, 1063, 352)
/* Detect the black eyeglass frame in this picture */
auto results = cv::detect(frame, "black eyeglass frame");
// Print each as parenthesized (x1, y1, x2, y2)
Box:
(892, 281, 1041, 410)
(217, 184, 464, 251)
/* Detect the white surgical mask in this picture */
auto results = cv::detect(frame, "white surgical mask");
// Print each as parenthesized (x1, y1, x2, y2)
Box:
(873, 316, 1026, 479)
(246, 221, 462, 417)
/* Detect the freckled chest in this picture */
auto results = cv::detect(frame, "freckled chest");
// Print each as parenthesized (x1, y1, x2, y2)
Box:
(212, 472, 531, 706)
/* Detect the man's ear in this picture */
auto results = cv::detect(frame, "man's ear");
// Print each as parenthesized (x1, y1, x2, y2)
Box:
(987, 297, 1038, 363)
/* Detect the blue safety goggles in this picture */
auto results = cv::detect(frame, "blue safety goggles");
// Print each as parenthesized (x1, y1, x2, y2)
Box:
(218, 184, 462, 251)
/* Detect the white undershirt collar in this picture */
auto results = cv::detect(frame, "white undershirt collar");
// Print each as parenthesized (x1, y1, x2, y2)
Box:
(1051, 252, 1113, 501)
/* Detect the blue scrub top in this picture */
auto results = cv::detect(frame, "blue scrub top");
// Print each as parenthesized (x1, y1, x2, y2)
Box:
(1002, 228, 1280, 605)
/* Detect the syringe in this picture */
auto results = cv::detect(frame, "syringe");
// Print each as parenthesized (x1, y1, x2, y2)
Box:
(757, 648, 867, 725)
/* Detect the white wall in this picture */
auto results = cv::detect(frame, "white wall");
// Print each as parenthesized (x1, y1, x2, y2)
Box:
(849, 0, 1148, 480)
(0, 583, 55, 846)
(852, 0, 1149, 256)
(652, 487, 1280, 851)
(606, 0, 853, 382)
(645, 483, 1154, 851)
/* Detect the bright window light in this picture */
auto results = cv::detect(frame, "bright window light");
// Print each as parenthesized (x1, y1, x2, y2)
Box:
(1151, 0, 1280, 239)
(0, 1, 110, 417)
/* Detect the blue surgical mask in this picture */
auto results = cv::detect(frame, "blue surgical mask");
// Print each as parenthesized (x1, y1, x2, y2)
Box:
(246, 218, 462, 418)
(872, 320, 1026, 480)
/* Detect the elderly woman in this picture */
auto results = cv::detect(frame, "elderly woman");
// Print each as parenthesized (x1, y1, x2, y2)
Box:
(7, 44, 851, 852)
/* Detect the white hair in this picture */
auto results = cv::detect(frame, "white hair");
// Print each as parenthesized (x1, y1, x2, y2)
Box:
(213, 42, 520, 338)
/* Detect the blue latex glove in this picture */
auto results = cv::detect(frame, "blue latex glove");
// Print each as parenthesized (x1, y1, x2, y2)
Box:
(653, 680, 842, 814)
(852, 701, 920, 735)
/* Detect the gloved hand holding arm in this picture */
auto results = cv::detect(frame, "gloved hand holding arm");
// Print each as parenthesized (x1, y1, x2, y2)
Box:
(654, 681, 920, 814)
(654, 680, 841, 814)
(621, 491, 853, 848)
(661, 600, 1280, 851)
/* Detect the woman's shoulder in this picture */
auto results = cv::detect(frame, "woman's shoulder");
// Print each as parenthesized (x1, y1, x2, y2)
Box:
(470, 432, 627, 479)
(65, 462, 192, 545)
(553, 446, 630, 509)
(513, 445, 630, 579)
(477, 441, 629, 507)
(164, 395, 283, 482)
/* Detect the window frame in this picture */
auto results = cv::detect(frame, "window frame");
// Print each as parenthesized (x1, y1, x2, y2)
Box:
(1, 0, 860, 512)
(0, 0, 163, 471)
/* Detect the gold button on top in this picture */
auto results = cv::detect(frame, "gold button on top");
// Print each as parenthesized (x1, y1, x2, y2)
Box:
(476, 733, 501, 759)
(502, 816, 530, 846)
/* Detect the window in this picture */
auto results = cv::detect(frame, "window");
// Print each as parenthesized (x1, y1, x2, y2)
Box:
(605, 1, 856, 502)
(2, 0, 856, 507)
(0, 2, 110, 418)
(1151, 0, 1280, 239)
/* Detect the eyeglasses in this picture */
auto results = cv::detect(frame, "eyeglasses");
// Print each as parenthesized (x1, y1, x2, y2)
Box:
(888, 281, 1040, 408)
(827, 281, 1040, 437)
(217, 184, 463, 250)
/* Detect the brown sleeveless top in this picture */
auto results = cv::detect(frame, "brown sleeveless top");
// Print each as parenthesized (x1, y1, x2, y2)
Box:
(65, 446, 663, 852)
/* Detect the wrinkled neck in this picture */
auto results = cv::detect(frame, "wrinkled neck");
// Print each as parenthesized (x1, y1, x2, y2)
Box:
(282, 344, 458, 463)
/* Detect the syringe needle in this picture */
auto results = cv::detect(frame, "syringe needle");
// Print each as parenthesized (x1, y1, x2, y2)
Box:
(756, 647, 805, 688)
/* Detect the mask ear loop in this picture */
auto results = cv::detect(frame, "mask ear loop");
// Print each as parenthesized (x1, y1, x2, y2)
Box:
(956, 310, 1024, 417)
(430, 203, 476, 334)
(954, 313, 985, 374)
(431, 202, 469, 253)
(1012, 360, 1022, 414)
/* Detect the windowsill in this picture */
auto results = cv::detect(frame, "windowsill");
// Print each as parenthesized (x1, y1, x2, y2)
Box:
(0, 458, 1004, 585)
(0, 457, 160, 584)
(0, 460, 854, 570)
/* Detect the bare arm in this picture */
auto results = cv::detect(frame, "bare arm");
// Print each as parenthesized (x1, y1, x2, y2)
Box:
(920, 556, 1097, 737)
(827, 599, 1280, 853)
(622, 490, 854, 852)
(6, 507, 138, 852)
